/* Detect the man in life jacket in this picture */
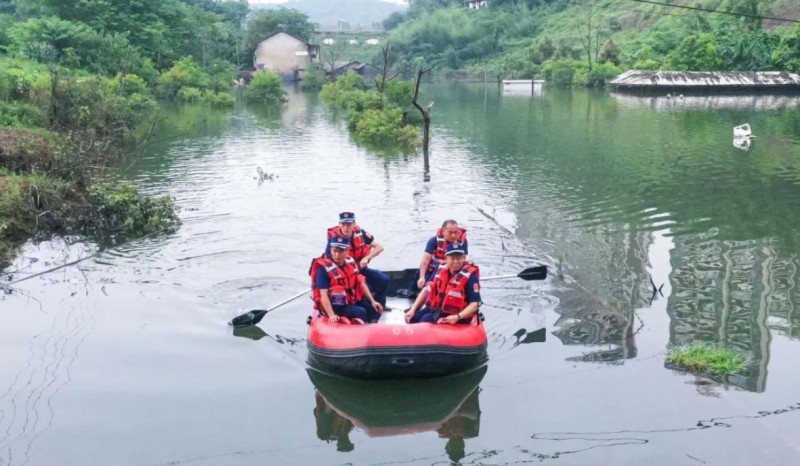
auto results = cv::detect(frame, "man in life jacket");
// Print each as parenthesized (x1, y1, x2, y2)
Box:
(312, 235, 384, 323)
(325, 211, 390, 307)
(405, 242, 480, 324)
(414, 219, 468, 290)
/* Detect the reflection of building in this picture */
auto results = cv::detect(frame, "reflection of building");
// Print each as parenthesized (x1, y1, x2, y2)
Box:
(252, 32, 320, 81)
(611, 92, 800, 112)
(666, 237, 795, 392)
(550, 228, 654, 363)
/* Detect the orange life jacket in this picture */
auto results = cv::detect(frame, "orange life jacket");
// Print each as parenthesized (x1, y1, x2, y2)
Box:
(427, 263, 479, 315)
(429, 227, 468, 274)
(327, 225, 373, 264)
(309, 256, 364, 310)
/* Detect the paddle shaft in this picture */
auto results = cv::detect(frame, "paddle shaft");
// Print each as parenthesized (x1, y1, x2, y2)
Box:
(482, 273, 518, 281)
(264, 288, 310, 313)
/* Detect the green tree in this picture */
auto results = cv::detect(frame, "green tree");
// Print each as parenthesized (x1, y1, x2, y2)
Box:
(244, 71, 287, 104)
(243, 8, 316, 63)
(666, 33, 724, 71)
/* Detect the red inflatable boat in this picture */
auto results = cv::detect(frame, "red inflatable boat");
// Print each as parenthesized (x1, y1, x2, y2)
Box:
(306, 310, 488, 379)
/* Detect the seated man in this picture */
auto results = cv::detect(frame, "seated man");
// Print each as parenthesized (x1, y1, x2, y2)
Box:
(325, 211, 390, 307)
(405, 242, 480, 324)
(311, 236, 384, 323)
(414, 219, 468, 290)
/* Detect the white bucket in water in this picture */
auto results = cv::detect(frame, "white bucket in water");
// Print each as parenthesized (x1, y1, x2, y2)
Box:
(733, 124, 752, 138)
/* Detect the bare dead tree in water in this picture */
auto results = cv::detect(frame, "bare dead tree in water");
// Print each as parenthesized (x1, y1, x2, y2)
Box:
(375, 43, 400, 93)
(412, 67, 434, 155)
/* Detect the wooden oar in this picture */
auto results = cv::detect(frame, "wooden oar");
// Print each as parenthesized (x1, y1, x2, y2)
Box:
(229, 265, 548, 328)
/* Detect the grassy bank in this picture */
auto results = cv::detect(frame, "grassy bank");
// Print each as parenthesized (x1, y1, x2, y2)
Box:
(668, 344, 746, 375)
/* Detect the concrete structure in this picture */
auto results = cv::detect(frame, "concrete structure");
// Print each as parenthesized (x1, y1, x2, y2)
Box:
(466, 0, 488, 9)
(610, 70, 800, 93)
(253, 32, 320, 81)
(502, 79, 545, 97)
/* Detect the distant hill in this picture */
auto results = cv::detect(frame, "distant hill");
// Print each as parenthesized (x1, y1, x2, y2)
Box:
(254, 0, 407, 31)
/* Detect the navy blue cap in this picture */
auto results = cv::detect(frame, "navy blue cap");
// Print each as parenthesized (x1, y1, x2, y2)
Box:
(329, 235, 350, 249)
(338, 212, 356, 223)
(446, 242, 467, 256)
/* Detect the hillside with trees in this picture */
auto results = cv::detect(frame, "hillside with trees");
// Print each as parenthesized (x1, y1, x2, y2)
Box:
(254, 0, 407, 31)
(384, 0, 800, 86)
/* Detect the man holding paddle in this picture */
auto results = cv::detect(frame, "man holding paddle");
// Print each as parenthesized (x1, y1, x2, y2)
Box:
(312, 235, 384, 323)
(406, 242, 480, 324)
(325, 212, 390, 307)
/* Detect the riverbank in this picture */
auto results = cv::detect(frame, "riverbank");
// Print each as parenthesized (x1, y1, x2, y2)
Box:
(0, 127, 179, 271)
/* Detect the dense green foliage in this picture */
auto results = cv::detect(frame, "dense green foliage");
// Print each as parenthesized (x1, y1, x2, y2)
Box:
(386, 0, 800, 85)
(0, 1, 261, 265)
(254, 0, 404, 31)
(301, 63, 327, 91)
(668, 344, 746, 375)
(321, 71, 418, 147)
(244, 71, 287, 104)
(11, 0, 248, 70)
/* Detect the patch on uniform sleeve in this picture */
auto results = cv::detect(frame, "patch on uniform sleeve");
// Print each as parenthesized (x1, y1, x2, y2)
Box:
(473, 283, 480, 293)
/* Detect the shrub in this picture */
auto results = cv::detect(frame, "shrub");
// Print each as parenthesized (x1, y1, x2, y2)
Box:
(0, 103, 46, 128)
(353, 108, 417, 146)
(586, 62, 623, 88)
(86, 182, 180, 245)
(177, 86, 203, 102)
(301, 63, 326, 92)
(204, 90, 235, 107)
(157, 56, 212, 100)
(243, 71, 286, 104)
(543, 59, 583, 87)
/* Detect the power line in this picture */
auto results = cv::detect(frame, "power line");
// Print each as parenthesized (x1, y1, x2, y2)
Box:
(630, 0, 800, 24)
(563, 0, 689, 19)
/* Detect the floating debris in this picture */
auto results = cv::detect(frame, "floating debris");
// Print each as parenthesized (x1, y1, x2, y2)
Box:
(256, 166, 276, 182)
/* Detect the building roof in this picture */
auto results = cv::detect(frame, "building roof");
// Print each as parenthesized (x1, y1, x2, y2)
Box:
(610, 70, 800, 88)
(258, 31, 318, 47)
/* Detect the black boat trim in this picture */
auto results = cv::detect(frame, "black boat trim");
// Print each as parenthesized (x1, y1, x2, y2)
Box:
(307, 342, 488, 358)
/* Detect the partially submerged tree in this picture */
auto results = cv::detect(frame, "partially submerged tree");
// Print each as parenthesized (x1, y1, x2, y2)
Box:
(411, 67, 433, 154)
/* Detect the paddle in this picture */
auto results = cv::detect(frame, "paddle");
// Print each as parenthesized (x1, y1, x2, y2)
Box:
(229, 289, 310, 328)
(484, 265, 548, 282)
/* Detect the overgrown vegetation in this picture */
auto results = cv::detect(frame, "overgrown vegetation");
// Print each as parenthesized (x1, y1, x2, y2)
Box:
(668, 344, 746, 375)
(244, 71, 287, 104)
(0, 1, 334, 267)
(0, 0, 273, 267)
(385, 0, 800, 86)
(320, 70, 418, 147)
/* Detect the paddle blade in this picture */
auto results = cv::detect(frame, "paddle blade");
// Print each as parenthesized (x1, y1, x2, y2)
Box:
(517, 265, 548, 281)
(229, 309, 268, 328)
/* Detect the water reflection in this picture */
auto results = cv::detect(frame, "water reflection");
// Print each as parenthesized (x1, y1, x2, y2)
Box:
(308, 366, 485, 460)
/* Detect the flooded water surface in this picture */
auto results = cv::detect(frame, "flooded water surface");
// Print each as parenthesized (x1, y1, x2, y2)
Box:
(2, 85, 800, 465)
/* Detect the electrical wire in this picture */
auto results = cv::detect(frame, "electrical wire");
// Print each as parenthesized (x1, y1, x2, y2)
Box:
(630, 0, 800, 24)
